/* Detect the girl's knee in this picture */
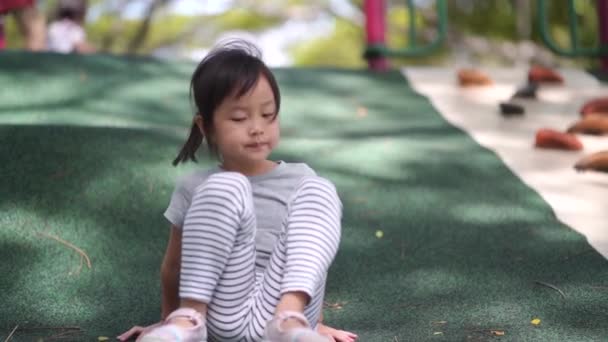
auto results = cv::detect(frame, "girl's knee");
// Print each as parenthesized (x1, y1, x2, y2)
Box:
(189, 172, 253, 218)
(195, 172, 252, 198)
(293, 176, 342, 214)
(288, 176, 342, 246)
(207, 171, 250, 186)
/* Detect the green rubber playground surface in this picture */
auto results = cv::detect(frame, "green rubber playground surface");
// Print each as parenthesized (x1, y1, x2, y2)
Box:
(1, 51, 607, 341)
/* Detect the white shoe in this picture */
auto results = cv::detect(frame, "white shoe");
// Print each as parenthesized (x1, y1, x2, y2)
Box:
(264, 311, 329, 342)
(139, 308, 207, 342)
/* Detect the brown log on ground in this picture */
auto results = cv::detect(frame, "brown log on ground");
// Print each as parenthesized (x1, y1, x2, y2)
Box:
(457, 69, 493, 87)
(574, 151, 608, 172)
(580, 97, 608, 116)
(566, 114, 608, 135)
(534, 128, 583, 150)
(528, 65, 564, 84)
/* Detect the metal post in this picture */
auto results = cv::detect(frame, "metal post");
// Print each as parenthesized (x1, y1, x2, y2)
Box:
(365, 0, 389, 71)
(0, 17, 5, 50)
(599, 0, 608, 71)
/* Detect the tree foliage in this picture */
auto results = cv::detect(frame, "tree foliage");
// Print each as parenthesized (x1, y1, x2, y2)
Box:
(1, 0, 603, 68)
(291, 18, 365, 68)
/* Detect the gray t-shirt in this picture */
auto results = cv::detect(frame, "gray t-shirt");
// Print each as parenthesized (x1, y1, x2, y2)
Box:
(164, 161, 316, 271)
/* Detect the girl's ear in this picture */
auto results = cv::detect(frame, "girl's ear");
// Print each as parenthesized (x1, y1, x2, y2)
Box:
(193, 114, 204, 135)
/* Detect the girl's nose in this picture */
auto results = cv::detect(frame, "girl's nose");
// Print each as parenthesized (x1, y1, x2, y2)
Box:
(249, 125, 263, 136)
(249, 119, 264, 135)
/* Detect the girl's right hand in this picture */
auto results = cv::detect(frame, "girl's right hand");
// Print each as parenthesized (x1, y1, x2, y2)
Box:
(116, 322, 162, 341)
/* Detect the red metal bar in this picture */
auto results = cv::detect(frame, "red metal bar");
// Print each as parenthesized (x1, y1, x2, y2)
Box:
(599, 0, 608, 71)
(0, 18, 5, 50)
(365, 0, 389, 71)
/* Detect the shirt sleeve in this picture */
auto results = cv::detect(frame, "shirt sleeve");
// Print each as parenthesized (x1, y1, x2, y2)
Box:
(163, 178, 191, 228)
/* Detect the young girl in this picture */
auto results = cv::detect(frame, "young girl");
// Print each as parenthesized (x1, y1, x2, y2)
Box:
(119, 41, 357, 342)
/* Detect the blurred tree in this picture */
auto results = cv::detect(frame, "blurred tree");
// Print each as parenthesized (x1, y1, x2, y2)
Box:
(291, 18, 365, 68)
(127, 0, 171, 53)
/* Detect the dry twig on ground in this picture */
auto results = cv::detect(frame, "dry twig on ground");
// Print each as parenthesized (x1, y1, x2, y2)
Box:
(36, 231, 92, 269)
(534, 280, 566, 299)
(3, 325, 18, 342)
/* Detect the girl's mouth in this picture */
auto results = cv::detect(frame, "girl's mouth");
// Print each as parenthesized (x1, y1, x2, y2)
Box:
(245, 142, 267, 149)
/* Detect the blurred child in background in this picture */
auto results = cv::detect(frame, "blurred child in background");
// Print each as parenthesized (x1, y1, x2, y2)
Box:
(47, 0, 95, 53)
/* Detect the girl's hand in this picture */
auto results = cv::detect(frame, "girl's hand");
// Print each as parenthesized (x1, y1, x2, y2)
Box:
(317, 322, 358, 342)
(116, 322, 162, 341)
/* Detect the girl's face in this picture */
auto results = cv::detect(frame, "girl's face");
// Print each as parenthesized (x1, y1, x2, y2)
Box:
(211, 75, 280, 171)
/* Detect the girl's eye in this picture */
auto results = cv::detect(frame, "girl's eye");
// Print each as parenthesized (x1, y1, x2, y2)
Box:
(231, 117, 246, 122)
(262, 113, 275, 118)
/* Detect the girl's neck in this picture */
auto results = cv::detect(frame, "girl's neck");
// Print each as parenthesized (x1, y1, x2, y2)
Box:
(220, 159, 278, 177)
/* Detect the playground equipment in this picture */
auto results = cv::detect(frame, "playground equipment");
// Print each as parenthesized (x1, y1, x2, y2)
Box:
(364, 0, 608, 71)
(537, 0, 608, 69)
(364, 0, 447, 71)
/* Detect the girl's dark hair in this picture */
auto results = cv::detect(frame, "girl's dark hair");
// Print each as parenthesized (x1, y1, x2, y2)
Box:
(172, 40, 281, 166)
(56, 0, 87, 21)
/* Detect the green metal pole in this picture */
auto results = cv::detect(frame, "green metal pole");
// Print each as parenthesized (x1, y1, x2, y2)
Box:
(567, 0, 579, 50)
(407, 0, 417, 48)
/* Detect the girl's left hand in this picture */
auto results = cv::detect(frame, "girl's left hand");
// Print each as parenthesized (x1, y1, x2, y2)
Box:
(317, 322, 358, 342)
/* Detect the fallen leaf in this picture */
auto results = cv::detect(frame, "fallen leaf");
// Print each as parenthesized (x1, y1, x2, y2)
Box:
(323, 301, 347, 310)
(356, 106, 368, 118)
(491, 330, 505, 336)
(375, 230, 384, 238)
(531, 318, 541, 326)
(98, 337, 109, 341)
(433, 332, 443, 335)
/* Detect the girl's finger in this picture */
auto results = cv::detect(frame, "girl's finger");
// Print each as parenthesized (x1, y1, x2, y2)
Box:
(116, 326, 144, 341)
(343, 331, 358, 341)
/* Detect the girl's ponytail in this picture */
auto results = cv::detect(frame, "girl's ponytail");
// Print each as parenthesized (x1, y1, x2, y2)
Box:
(172, 123, 203, 166)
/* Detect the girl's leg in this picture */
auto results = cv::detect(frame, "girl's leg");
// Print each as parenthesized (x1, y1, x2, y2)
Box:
(144, 174, 341, 342)
(181, 172, 259, 340)
(247, 176, 342, 340)
(144, 172, 258, 342)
